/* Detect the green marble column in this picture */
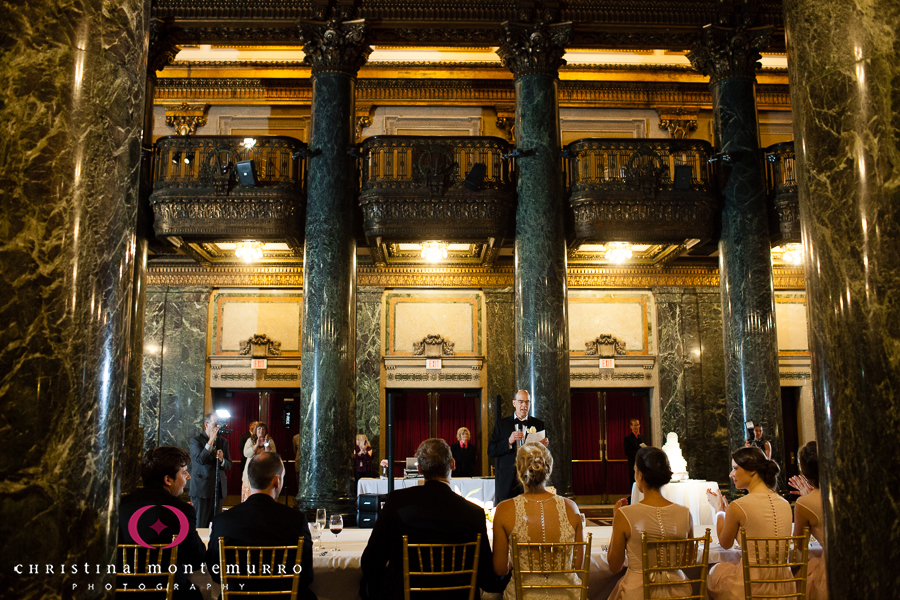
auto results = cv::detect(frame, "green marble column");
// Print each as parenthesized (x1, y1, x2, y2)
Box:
(498, 20, 573, 497)
(688, 15, 784, 475)
(0, 0, 150, 597)
(784, 1, 900, 596)
(296, 19, 371, 515)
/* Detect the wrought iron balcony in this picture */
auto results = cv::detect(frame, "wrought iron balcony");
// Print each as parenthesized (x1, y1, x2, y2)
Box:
(765, 141, 799, 245)
(564, 139, 719, 245)
(358, 136, 515, 265)
(149, 135, 308, 259)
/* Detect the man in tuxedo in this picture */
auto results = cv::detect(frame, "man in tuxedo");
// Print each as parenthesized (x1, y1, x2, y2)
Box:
(206, 452, 315, 599)
(118, 446, 205, 599)
(189, 412, 233, 528)
(624, 418, 646, 486)
(360, 438, 509, 600)
(487, 389, 549, 505)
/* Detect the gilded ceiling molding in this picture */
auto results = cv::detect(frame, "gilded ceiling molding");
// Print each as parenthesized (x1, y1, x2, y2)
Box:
(147, 264, 305, 287)
(497, 20, 572, 80)
(297, 19, 373, 77)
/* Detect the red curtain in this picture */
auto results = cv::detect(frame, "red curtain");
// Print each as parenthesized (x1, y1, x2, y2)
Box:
(393, 392, 430, 477)
(605, 391, 647, 494)
(213, 392, 259, 495)
(267, 392, 301, 498)
(436, 392, 480, 474)
(570, 391, 604, 495)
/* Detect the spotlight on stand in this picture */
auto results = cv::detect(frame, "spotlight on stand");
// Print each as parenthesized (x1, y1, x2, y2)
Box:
(464, 163, 487, 191)
(171, 152, 181, 164)
(183, 151, 195, 165)
(236, 160, 257, 187)
(215, 408, 233, 434)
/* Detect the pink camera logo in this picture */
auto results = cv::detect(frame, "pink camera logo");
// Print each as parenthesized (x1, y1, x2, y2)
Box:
(127, 505, 190, 549)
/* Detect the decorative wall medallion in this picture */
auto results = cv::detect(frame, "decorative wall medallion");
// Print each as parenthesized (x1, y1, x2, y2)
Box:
(239, 334, 282, 356)
(412, 335, 455, 357)
(584, 334, 627, 357)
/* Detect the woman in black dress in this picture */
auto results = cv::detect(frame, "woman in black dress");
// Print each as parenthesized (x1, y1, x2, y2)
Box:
(450, 427, 477, 477)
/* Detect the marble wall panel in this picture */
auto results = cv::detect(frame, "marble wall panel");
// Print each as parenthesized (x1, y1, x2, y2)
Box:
(485, 288, 516, 439)
(357, 287, 384, 461)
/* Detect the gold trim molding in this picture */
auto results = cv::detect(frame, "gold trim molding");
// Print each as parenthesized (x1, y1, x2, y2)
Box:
(146, 263, 806, 290)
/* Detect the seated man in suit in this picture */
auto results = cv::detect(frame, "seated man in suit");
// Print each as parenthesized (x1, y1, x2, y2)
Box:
(360, 438, 510, 600)
(118, 446, 205, 599)
(205, 452, 315, 600)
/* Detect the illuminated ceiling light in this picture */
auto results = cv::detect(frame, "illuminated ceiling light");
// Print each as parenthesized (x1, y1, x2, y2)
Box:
(781, 243, 804, 265)
(605, 242, 633, 263)
(242, 138, 257, 150)
(235, 241, 264, 262)
(420, 241, 449, 263)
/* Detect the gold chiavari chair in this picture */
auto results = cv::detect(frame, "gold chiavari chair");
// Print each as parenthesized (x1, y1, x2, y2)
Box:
(739, 526, 810, 600)
(218, 537, 304, 599)
(510, 532, 592, 600)
(640, 528, 711, 600)
(115, 540, 178, 599)
(402, 534, 482, 600)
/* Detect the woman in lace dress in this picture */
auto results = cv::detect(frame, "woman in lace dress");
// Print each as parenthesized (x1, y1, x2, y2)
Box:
(791, 441, 827, 600)
(706, 447, 793, 600)
(492, 443, 585, 600)
(606, 447, 693, 600)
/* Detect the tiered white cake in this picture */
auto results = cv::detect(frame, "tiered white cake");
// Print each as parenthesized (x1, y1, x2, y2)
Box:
(662, 432, 690, 482)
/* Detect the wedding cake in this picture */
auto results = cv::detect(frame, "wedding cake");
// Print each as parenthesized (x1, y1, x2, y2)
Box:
(662, 432, 689, 482)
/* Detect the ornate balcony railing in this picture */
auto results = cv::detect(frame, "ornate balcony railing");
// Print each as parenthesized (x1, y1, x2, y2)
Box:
(149, 135, 307, 249)
(765, 141, 799, 244)
(564, 138, 719, 244)
(358, 136, 516, 254)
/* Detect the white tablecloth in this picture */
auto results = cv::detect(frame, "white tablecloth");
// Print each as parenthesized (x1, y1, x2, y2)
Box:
(357, 477, 496, 505)
(631, 480, 718, 526)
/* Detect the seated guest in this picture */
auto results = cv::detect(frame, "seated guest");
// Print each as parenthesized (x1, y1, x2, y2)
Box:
(206, 453, 315, 600)
(360, 438, 509, 600)
(706, 447, 793, 600)
(118, 447, 205, 599)
(450, 426, 477, 477)
(492, 443, 584, 600)
(606, 447, 693, 600)
(791, 441, 827, 600)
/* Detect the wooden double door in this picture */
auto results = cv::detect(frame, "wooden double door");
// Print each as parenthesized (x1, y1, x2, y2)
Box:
(390, 389, 482, 477)
(570, 389, 650, 501)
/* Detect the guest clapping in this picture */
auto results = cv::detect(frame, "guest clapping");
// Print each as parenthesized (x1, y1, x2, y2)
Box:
(451, 426, 477, 477)
(242, 422, 275, 502)
(792, 441, 827, 600)
(355, 433, 373, 484)
(606, 447, 693, 600)
(706, 448, 792, 600)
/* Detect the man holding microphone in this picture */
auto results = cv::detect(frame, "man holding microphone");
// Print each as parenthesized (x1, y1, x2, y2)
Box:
(488, 390, 549, 504)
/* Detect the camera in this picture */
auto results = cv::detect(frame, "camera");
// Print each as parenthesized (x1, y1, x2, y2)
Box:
(216, 420, 233, 435)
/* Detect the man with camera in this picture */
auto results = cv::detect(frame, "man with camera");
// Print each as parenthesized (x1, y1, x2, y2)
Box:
(189, 412, 233, 528)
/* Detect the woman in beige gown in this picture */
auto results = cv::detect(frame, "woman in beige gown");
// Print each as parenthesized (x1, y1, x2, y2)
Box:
(791, 441, 827, 600)
(606, 447, 693, 600)
(706, 447, 793, 600)
(492, 443, 585, 600)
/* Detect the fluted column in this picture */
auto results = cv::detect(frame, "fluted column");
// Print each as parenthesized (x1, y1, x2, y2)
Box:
(498, 20, 573, 497)
(0, 0, 150, 597)
(688, 15, 784, 473)
(296, 18, 371, 515)
(784, 1, 900, 596)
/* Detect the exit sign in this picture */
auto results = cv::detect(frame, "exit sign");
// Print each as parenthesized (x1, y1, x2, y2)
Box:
(251, 358, 268, 369)
(599, 359, 615, 369)
(426, 359, 442, 370)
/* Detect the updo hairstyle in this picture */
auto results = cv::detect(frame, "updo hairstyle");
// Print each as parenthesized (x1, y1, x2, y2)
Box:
(635, 447, 673, 489)
(732, 446, 780, 489)
(798, 441, 819, 488)
(516, 442, 553, 491)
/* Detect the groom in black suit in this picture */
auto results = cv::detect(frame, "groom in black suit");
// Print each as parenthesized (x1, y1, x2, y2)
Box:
(487, 389, 549, 505)
(360, 438, 509, 600)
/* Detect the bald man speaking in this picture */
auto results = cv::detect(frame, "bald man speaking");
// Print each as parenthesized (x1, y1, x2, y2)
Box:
(487, 390, 549, 504)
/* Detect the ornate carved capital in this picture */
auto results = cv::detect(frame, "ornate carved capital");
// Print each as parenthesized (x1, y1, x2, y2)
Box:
(163, 103, 209, 135)
(687, 22, 772, 84)
(656, 107, 699, 140)
(497, 20, 571, 80)
(297, 18, 372, 77)
(149, 18, 181, 80)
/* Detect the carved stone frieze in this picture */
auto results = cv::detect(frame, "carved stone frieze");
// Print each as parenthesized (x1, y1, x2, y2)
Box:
(163, 103, 210, 135)
(239, 334, 283, 357)
(585, 334, 627, 357)
(497, 20, 572, 80)
(297, 19, 372, 76)
(687, 19, 773, 84)
(149, 18, 181, 79)
(412, 335, 455, 357)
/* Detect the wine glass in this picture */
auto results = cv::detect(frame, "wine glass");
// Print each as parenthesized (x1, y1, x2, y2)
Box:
(316, 508, 327, 532)
(329, 514, 343, 552)
(310, 521, 321, 552)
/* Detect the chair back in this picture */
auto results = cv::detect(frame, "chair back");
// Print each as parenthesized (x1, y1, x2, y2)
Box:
(115, 542, 178, 599)
(639, 528, 711, 600)
(218, 537, 304, 599)
(739, 527, 810, 600)
(510, 532, 592, 600)
(402, 534, 482, 600)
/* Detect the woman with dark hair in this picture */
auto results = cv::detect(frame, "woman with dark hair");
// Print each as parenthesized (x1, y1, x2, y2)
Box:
(492, 443, 584, 599)
(792, 441, 827, 600)
(606, 446, 693, 600)
(706, 447, 793, 600)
